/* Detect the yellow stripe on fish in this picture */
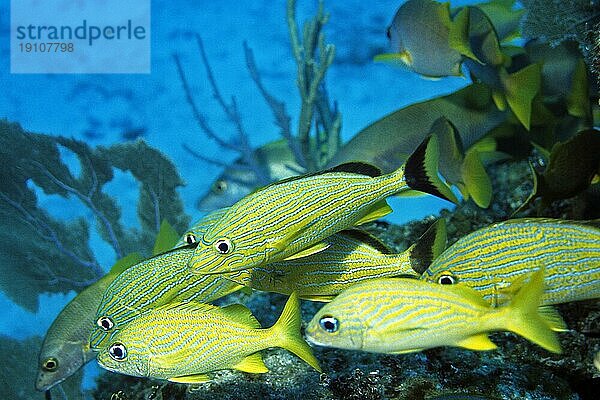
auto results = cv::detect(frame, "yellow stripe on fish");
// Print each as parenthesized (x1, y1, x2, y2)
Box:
(189, 135, 457, 276)
(418, 218, 600, 306)
(306, 269, 562, 354)
(96, 292, 321, 383)
(90, 210, 242, 351)
(36, 252, 142, 392)
(237, 220, 446, 301)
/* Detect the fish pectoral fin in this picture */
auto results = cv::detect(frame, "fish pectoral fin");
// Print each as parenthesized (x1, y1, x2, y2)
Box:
(355, 200, 393, 225)
(233, 352, 269, 374)
(299, 294, 336, 302)
(282, 242, 331, 261)
(168, 374, 211, 384)
(455, 334, 497, 351)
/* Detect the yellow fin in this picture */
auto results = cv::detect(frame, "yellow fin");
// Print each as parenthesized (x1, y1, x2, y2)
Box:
(299, 294, 336, 302)
(153, 219, 181, 255)
(108, 252, 143, 276)
(283, 242, 331, 261)
(219, 304, 261, 329)
(455, 334, 497, 351)
(505, 268, 562, 353)
(538, 306, 568, 332)
(168, 374, 211, 384)
(270, 292, 322, 372)
(462, 149, 492, 208)
(233, 352, 269, 374)
(354, 200, 393, 225)
(389, 348, 425, 354)
(374, 51, 412, 66)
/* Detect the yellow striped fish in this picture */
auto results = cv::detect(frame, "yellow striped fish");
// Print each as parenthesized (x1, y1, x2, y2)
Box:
(90, 211, 242, 351)
(189, 135, 457, 276)
(418, 218, 600, 306)
(96, 292, 321, 383)
(36, 253, 141, 392)
(235, 220, 446, 301)
(306, 269, 562, 354)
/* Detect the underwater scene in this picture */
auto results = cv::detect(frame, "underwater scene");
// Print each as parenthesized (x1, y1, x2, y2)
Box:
(1, 0, 600, 399)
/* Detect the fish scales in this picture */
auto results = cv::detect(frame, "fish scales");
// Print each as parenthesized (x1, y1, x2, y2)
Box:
(247, 231, 415, 298)
(421, 218, 600, 305)
(189, 136, 456, 276)
(97, 293, 321, 381)
(236, 221, 445, 300)
(306, 271, 561, 354)
(195, 172, 406, 275)
(90, 245, 241, 349)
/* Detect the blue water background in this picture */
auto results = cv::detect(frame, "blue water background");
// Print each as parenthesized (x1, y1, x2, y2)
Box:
(0, 0, 476, 390)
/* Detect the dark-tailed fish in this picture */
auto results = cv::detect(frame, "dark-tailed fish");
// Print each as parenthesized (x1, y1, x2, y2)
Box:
(306, 269, 562, 354)
(36, 253, 142, 392)
(189, 135, 457, 276)
(90, 211, 242, 351)
(96, 292, 321, 383)
(197, 139, 302, 211)
(237, 220, 446, 301)
(419, 218, 600, 306)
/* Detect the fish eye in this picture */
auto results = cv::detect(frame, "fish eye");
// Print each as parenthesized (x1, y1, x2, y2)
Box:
(108, 342, 128, 361)
(184, 232, 197, 245)
(386, 26, 392, 39)
(97, 316, 114, 331)
(319, 315, 339, 333)
(212, 180, 228, 193)
(214, 238, 232, 254)
(42, 357, 58, 372)
(438, 275, 456, 285)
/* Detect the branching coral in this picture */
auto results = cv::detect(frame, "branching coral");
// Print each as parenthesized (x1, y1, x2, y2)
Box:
(0, 121, 189, 311)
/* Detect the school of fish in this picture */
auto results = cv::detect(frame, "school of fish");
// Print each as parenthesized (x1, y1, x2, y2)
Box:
(35, 125, 600, 397)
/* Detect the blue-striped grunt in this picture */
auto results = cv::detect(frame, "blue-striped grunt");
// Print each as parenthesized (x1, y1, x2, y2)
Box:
(36, 253, 142, 392)
(236, 220, 446, 301)
(189, 135, 457, 276)
(305, 269, 562, 354)
(90, 210, 242, 351)
(96, 292, 321, 383)
(418, 218, 600, 306)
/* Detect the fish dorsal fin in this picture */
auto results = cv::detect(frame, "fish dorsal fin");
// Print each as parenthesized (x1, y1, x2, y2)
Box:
(282, 242, 331, 261)
(328, 162, 382, 177)
(455, 334, 497, 351)
(168, 374, 211, 384)
(218, 304, 261, 328)
(259, 162, 382, 191)
(447, 284, 492, 308)
(233, 352, 269, 374)
(339, 229, 393, 254)
(108, 252, 143, 276)
(409, 219, 447, 275)
(299, 294, 336, 302)
(355, 199, 393, 225)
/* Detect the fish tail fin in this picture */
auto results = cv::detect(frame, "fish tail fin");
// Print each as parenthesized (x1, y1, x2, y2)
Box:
(408, 219, 447, 275)
(402, 135, 459, 204)
(504, 268, 562, 353)
(270, 292, 322, 372)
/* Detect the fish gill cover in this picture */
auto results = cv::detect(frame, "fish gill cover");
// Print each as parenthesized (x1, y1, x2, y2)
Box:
(1, 0, 600, 399)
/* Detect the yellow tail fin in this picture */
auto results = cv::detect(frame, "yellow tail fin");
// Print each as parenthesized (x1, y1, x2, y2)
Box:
(270, 292, 322, 372)
(505, 269, 562, 353)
